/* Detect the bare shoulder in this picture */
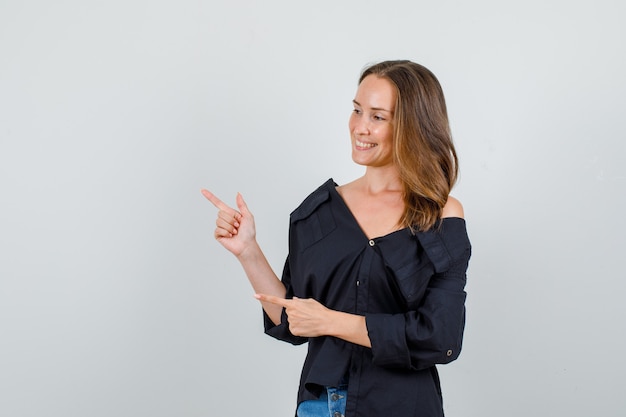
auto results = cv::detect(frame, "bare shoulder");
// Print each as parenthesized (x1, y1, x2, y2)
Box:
(335, 178, 362, 197)
(441, 196, 465, 219)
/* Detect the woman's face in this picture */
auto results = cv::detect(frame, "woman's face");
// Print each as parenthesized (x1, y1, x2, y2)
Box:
(348, 74, 396, 168)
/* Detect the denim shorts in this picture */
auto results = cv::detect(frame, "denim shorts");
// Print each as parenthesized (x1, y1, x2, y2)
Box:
(296, 386, 348, 417)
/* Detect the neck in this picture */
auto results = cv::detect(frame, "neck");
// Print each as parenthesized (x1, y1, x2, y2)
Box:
(361, 165, 403, 194)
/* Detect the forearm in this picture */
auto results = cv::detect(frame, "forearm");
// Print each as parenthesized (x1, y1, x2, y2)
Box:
(236, 241, 286, 325)
(327, 310, 371, 348)
(257, 294, 372, 347)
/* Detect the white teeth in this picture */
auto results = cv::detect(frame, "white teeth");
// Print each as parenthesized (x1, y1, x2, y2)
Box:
(356, 140, 377, 148)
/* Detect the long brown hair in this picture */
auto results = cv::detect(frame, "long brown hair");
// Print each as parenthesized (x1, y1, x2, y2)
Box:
(360, 60, 458, 232)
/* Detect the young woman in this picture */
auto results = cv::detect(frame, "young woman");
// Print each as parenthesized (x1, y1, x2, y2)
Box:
(202, 60, 471, 417)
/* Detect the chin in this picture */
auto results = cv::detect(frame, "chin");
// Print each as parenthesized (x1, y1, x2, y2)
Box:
(351, 153, 370, 166)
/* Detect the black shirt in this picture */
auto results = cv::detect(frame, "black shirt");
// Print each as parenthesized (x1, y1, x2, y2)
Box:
(264, 179, 472, 417)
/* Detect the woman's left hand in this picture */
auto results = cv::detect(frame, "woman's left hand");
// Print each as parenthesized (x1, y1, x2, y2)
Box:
(255, 294, 332, 338)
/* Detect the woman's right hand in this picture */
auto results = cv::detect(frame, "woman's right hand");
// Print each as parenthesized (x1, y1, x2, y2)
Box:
(201, 190, 256, 257)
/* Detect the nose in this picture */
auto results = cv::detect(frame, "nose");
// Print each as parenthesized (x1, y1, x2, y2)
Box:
(352, 117, 370, 136)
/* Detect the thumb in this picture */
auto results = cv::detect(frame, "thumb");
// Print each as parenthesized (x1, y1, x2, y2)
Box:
(236, 192, 251, 215)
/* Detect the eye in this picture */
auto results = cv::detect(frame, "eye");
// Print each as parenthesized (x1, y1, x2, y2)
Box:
(352, 108, 362, 115)
(373, 115, 386, 121)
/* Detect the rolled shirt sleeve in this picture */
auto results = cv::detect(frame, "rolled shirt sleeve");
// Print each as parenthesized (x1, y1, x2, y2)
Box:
(263, 256, 309, 345)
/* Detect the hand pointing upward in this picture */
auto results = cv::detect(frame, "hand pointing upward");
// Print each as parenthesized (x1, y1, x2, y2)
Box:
(201, 189, 256, 257)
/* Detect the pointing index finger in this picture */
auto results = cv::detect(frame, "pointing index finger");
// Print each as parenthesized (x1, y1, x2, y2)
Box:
(254, 293, 292, 308)
(201, 189, 233, 212)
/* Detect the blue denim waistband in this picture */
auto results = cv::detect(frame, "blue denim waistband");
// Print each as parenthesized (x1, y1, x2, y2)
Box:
(296, 385, 348, 417)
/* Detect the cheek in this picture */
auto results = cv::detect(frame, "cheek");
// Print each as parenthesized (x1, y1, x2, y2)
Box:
(382, 127, 394, 144)
(372, 126, 390, 141)
(348, 115, 356, 132)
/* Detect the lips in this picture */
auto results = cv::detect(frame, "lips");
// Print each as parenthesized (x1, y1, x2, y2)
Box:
(356, 139, 377, 149)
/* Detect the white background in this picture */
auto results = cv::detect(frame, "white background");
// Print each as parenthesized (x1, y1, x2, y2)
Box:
(1, 0, 625, 415)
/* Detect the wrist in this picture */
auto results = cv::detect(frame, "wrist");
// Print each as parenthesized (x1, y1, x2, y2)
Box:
(326, 309, 346, 338)
(235, 240, 262, 263)
(323, 309, 336, 337)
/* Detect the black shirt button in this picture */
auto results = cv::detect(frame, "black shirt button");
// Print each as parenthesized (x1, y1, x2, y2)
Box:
(446, 349, 453, 357)
(369, 239, 375, 246)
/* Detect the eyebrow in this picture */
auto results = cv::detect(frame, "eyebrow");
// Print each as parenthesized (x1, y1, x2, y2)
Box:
(353, 100, 393, 114)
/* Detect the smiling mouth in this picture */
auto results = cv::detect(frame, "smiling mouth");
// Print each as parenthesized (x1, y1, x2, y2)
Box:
(356, 140, 377, 149)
